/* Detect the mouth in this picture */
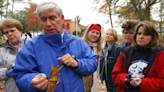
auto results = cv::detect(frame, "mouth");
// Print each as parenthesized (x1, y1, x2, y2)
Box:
(125, 38, 131, 41)
(9, 36, 14, 39)
(47, 29, 54, 31)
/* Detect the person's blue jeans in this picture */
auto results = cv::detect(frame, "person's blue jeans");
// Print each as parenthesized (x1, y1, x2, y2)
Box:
(105, 83, 117, 92)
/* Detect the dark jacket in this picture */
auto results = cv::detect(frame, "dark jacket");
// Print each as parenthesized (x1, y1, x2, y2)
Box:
(112, 45, 164, 92)
(99, 43, 120, 88)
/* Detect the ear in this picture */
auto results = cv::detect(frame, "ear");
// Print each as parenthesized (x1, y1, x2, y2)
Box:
(20, 30, 23, 33)
(61, 15, 64, 23)
(61, 15, 64, 20)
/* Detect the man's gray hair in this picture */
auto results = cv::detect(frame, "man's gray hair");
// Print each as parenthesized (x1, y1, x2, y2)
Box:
(36, 1, 63, 18)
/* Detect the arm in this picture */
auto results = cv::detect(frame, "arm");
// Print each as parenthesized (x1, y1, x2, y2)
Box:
(0, 68, 8, 81)
(12, 43, 47, 92)
(115, 46, 121, 60)
(112, 53, 128, 88)
(71, 39, 98, 76)
(0, 49, 8, 81)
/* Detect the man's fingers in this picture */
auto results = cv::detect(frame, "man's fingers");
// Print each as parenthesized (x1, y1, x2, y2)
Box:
(40, 81, 48, 90)
(58, 54, 71, 62)
(31, 74, 47, 85)
(31, 77, 45, 85)
(34, 79, 48, 90)
(39, 73, 47, 79)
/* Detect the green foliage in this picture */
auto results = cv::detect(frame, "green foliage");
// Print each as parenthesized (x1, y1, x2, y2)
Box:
(81, 29, 85, 33)
(8, 9, 28, 32)
(0, 31, 3, 39)
(0, 0, 9, 19)
(94, 0, 163, 25)
(73, 30, 79, 36)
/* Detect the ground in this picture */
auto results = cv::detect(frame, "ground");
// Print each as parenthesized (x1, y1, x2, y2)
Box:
(92, 75, 107, 92)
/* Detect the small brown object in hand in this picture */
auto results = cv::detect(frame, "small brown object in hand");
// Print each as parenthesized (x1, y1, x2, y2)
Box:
(47, 65, 63, 92)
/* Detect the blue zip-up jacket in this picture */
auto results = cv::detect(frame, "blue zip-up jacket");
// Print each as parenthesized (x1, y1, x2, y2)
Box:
(11, 29, 98, 92)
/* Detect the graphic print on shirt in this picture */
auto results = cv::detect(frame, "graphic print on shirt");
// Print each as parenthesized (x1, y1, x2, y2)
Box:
(128, 59, 148, 75)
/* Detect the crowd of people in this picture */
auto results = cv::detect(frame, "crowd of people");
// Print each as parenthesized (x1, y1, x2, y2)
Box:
(0, 1, 164, 92)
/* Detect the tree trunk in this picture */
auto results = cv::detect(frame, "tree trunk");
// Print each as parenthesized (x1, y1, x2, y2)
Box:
(108, 4, 113, 28)
(160, 17, 162, 36)
(147, 0, 151, 20)
(6, 0, 9, 18)
(0, 7, 2, 20)
(12, 0, 15, 17)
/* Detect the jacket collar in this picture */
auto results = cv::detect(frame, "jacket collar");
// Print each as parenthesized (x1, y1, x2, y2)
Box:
(102, 42, 114, 51)
(2, 34, 28, 48)
(39, 29, 74, 47)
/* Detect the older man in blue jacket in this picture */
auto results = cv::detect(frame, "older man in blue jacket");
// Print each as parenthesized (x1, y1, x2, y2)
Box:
(11, 1, 98, 92)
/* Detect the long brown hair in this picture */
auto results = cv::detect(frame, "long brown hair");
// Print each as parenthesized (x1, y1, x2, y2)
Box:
(132, 21, 159, 52)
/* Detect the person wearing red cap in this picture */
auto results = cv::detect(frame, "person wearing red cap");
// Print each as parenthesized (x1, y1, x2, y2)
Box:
(82, 24, 102, 92)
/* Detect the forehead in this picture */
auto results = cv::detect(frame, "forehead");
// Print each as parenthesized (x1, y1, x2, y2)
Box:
(124, 29, 134, 33)
(89, 30, 100, 33)
(3, 27, 17, 30)
(106, 30, 113, 33)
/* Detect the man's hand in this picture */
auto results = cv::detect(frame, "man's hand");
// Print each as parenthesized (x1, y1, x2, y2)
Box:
(31, 73, 48, 90)
(58, 54, 78, 68)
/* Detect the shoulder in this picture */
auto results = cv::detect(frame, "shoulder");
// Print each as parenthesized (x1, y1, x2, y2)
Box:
(156, 45, 164, 51)
(113, 44, 121, 50)
(120, 45, 133, 55)
(63, 29, 84, 43)
(154, 45, 164, 56)
(114, 44, 120, 47)
(67, 34, 89, 47)
(113, 44, 121, 53)
(0, 41, 7, 47)
(101, 43, 106, 48)
(0, 43, 3, 47)
(120, 40, 126, 48)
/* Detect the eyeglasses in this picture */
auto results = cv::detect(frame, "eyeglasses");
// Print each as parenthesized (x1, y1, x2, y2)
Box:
(4, 30, 15, 34)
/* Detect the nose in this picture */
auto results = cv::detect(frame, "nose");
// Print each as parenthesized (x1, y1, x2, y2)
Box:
(139, 34, 144, 38)
(46, 19, 52, 27)
(8, 31, 12, 35)
(93, 33, 98, 36)
(126, 33, 131, 36)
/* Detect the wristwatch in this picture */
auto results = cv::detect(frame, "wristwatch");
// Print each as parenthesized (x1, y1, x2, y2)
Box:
(7, 63, 14, 70)
(71, 55, 78, 62)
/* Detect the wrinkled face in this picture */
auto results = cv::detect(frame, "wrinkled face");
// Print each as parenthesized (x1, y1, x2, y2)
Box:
(105, 30, 115, 43)
(40, 8, 64, 34)
(123, 29, 134, 45)
(3, 27, 22, 45)
(136, 26, 152, 47)
(88, 30, 100, 43)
